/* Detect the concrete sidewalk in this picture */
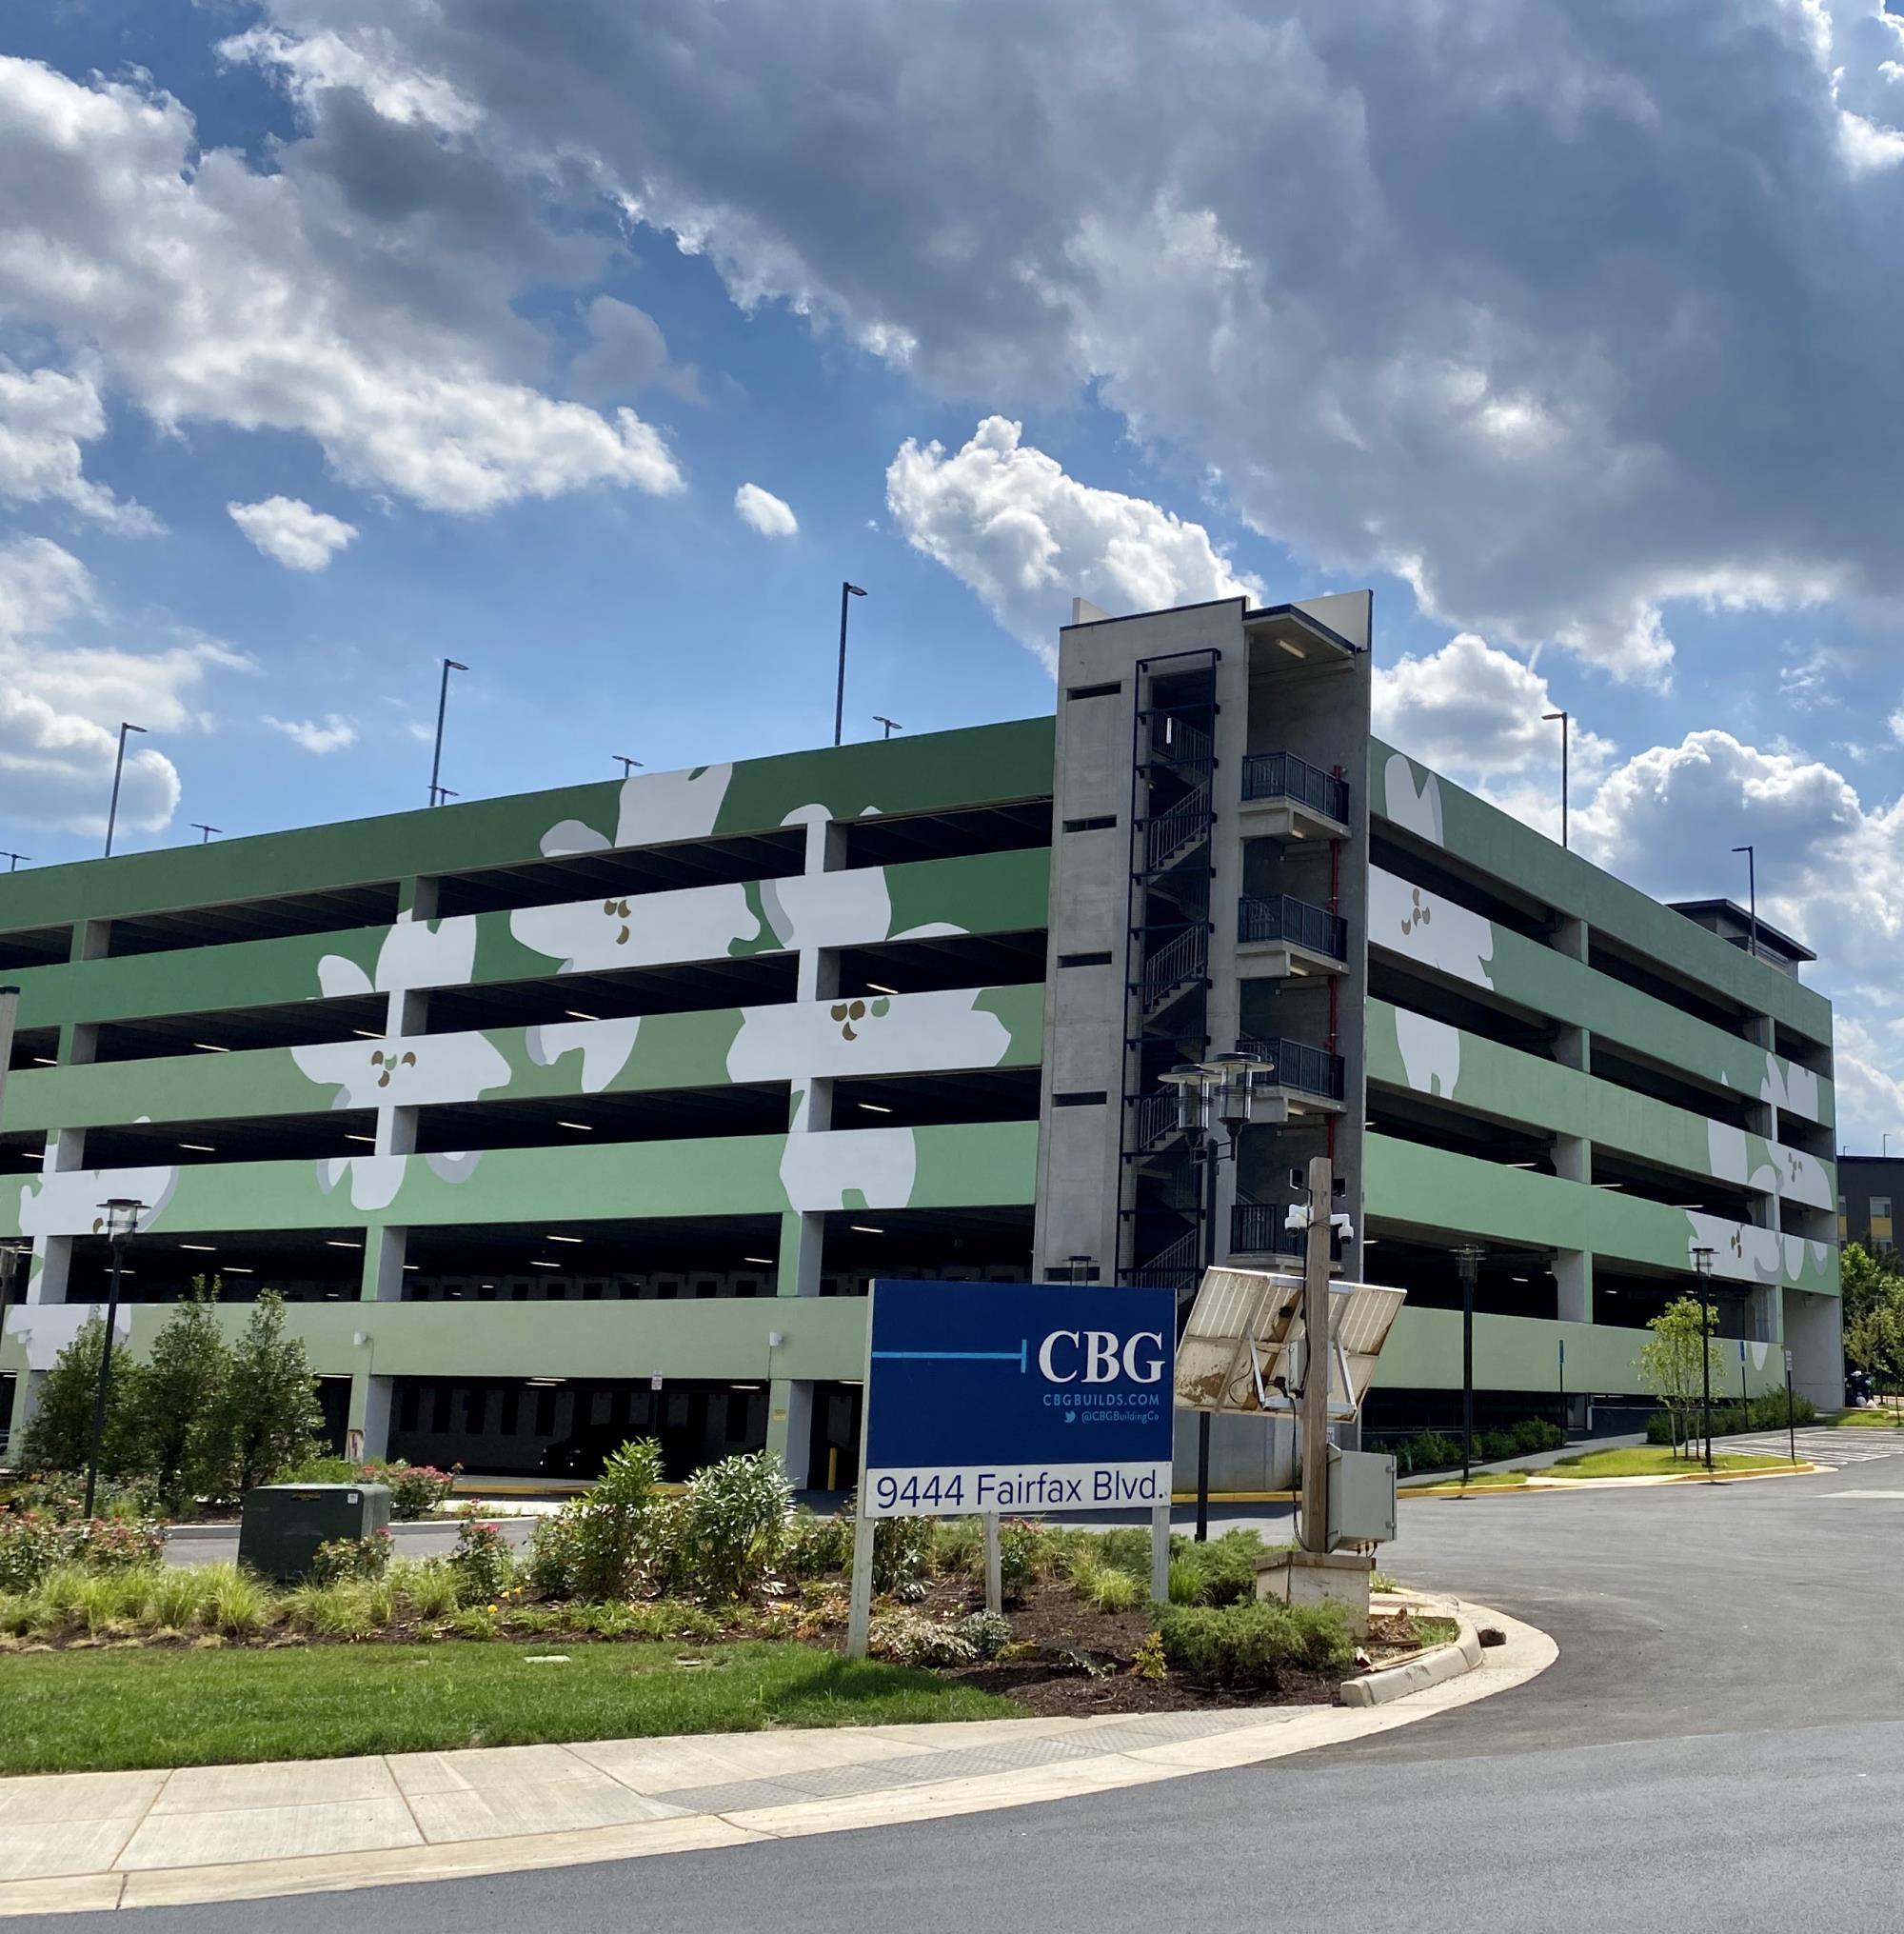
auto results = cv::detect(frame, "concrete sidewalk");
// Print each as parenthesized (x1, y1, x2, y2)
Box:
(0, 1604, 1552, 1919)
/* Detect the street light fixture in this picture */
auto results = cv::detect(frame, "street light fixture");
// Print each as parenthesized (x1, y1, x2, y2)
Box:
(1691, 1246, 1716, 1472)
(1732, 845, 1756, 959)
(1158, 1050, 1275, 1539)
(190, 824, 221, 845)
(428, 659, 468, 807)
(614, 756, 644, 779)
(1451, 1244, 1486, 1485)
(83, 1198, 146, 1521)
(104, 723, 147, 858)
(1542, 710, 1569, 849)
(835, 583, 867, 748)
(872, 715, 902, 740)
(2, 853, 30, 872)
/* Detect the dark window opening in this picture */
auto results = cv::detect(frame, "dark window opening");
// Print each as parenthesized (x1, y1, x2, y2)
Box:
(1062, 815, 1118, 834)
(1058, 950, 1114, 969)
(1053, 1090, 1108, 1107)
(833, 929, 1046, 999)
(1066, 681, 1122, 700)
(105, 882, 401, 959)
(432, 828, 805, 920)
(841, 800, 1051, 869)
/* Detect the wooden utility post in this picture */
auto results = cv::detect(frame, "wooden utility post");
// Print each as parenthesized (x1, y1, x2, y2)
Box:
(1300, 1153, 1332, 1554)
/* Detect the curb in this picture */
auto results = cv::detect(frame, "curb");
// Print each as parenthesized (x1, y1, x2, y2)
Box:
(1341, 1610, 1483, 1707)
(1402, 1463, 1818, 1498)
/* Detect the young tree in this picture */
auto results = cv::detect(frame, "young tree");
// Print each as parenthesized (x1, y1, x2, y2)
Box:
(202, 1290, 325, 1496)
(15, 1316, 143, 1478)
(1638, 1296, 1727, 1460)
(1841, 1243, 1904, 1389)
(123, 1279, 231, 1515)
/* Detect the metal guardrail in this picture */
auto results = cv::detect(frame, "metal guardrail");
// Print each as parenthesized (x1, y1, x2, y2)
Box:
(1240, 750, 1348, 822)
(1236, 894, 1347, 960)
(1134, 1087, 1180, 1150)
(1139, 925, 1208, 1009)
(1131, 1228, 1201, 1287)
(1144, 784, 1211, 872)
(1234, 1035, 1346, 1101)
(1151, 716, 1213, 772)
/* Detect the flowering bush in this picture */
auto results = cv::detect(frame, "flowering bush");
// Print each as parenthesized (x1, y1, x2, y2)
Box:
(70, 1517, 164, 1571)
(447, 1520, 513, 1602)
(362, 1460, 459, 1521)
(678, 1452, 792, 1600)
(0, 1511, 69, 1592)
(310, 1530, 395, 1584)
(868, 1609, 977, 1667)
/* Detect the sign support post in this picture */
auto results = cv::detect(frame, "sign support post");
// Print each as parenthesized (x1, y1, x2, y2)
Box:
(1300, 1154, 1333, 1554)
(1785, 1346, 1797, 1468)
(1150, 1502, 1170, 1604)
(846, 1291, 878, 1660)
(983, 1514, 1002, 1616)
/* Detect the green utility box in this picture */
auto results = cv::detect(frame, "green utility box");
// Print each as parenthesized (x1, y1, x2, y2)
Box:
(236, 1483, 392, 1583)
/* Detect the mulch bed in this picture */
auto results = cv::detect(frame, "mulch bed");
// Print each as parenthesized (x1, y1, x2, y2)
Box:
(828, 1573, 1439, 1720)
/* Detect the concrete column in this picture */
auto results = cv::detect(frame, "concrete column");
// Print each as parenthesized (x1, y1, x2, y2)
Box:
(1781, 1286, 1843, 1412)
(348, 1371, 393, 1464)
(1554, 1249, 1592, 1324)
(9, 1368, 48, 1447)
(1554, 1133, 1591, 1184)
(775, 1207, 823, 1298)
(766, 1378, 814, 1485)
(30, 1235, 71, 1306)
(360, 1226, 407, 1303)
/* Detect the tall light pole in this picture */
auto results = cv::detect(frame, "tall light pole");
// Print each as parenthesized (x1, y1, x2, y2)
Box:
(1692, 1245, 1716, 1473)
(1159, 1050, 1269, 1540)
(1, 854, 28, 872)
(83, 1198, 145, 1520)
(1453, 1244, 1485, 1485)
(104, 723, 147, 857)
(614, 756, 643, 779)
(835, 583, 866, 748)
(1732, 845, 1756, 959)
(428, 659, 467, 807)
(190, 824, 221, 845)
(1542, 710, 1569, 849)
(872, 715, 902, 740)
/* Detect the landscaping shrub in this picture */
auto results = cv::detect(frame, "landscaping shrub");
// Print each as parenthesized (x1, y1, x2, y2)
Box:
(15, 1322, 142, 1479)
(1511, 1418, 1566, 1454)
(388, 1558, 460, 1621)
(201, 1292, 326, 1496)
(362, 1460, 459, 1522)
(571, 1439, 671, 1599)
(447, 1521, 514, 1603)
(872, 1513, 932, 1598)
(1156, 1601, 1355, 1686)
(956, 1609, 1013, 1659)
(928, 1515, 984, 1576)
(1131, 1629, 1167, 1683)
(1644, 1391, 1816, 1445)
(0, 1513, 69, 1593)
(1166, 1557, 1204, 1606)
(1408, 1431, 1464, 1472)
(310, 1531, 394, 1585)
(526, 1511, 585, 1600)
(124, 1285, 232, 1515)
(1176, 1528, 1269, 1607)
(1094, 1525, 1156, 1576)
(783, 1508, 853, 1579)
(69, 1518, 163, 1571)
(1086, 1567, 1142, 1613)
(996, 1519, 1044, 1605)
(283, 1580, 380, 1640)
(199, 1563, 272, 1637)
(280, 1457, 361, 1486)
(867, 1609, 978, 1668)
(679, 1451, 792, 1600)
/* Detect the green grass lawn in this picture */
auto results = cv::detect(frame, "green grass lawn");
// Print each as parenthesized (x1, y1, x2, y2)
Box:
(1543, 1446, 1795, 1480)
(1400, 1470, 1529, 1491)
(1829, 1407, 1904, 1429)
(0, 1642, 1018, 1776)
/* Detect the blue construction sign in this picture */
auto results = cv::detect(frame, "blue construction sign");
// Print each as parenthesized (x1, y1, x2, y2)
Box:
(860, 1280, 1177, 1518)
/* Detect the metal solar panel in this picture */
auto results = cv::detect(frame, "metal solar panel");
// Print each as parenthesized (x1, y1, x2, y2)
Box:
(1175, 1265, 1407, 1420)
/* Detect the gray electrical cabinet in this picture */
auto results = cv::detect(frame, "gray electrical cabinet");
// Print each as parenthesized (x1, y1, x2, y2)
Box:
(236, 1483, 392, 1583)
(1326, 1447, 1397, 1548)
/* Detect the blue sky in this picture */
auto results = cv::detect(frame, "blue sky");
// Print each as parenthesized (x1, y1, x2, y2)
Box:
(3, 1, 1904, 1142)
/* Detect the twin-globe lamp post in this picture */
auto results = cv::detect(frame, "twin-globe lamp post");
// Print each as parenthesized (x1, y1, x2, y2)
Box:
(82, 1197, 146, 1522)
(1158, 1049, 1276, 1542)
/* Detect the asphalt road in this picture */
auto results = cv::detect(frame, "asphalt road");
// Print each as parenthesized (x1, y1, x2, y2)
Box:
(32, 1445, 1904, 1931)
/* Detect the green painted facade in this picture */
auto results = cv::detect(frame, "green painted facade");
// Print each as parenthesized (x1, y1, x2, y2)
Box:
(0, 702, 1839, 1468)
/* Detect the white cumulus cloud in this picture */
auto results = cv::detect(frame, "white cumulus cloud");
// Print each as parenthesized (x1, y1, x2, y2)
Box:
(733, 482, 798, 538)
(263, 712, 358, 754)
(0, 538, 248, 837)
(0, 58, 684, 518)
(228, 496, 360, 571)
(886, 417, 1263, 666)
(0, 362, 158, 532)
